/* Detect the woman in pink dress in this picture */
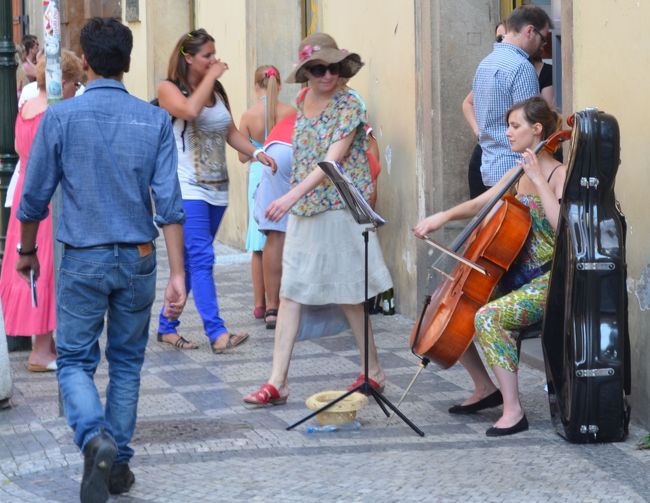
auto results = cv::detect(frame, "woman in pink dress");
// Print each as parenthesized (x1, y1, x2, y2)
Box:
(0, 50, 83, 371)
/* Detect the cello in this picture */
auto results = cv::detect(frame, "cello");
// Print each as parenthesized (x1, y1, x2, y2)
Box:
(409, 129, 572, 369)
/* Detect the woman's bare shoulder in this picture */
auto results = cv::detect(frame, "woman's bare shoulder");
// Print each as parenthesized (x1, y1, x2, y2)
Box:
(21, 95, 47, 119)
(277, 102, 296, 119)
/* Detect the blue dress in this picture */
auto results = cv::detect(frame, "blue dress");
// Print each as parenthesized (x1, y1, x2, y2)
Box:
(245, 136, 267, 252)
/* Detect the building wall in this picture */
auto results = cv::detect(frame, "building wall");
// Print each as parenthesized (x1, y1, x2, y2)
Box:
(312, 0, 419, 314)
(569, 0, 650, 426)
(416, 0, 501, 316)
(122, 0, 190, 102)
(193, 0, 248, 245)
(245, 0, 304, 108)
(122, 1, 153, 100)
(150, 0, 191, 100)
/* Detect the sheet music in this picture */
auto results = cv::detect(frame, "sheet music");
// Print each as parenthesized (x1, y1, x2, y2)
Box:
(318, 161, 386, 226)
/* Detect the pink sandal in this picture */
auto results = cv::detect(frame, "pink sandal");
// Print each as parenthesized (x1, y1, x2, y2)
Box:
(243, 383, 288, 407)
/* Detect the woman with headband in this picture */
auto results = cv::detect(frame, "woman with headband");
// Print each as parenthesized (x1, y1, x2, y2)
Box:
(156, 29, 276, 354)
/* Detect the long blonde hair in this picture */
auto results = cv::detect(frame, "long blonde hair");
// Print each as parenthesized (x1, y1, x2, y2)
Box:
(254, 65, 281, 134)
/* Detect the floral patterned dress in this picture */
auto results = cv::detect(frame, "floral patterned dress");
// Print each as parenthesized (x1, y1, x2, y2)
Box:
(474, 194, 555, 372)
(279, 88, 392, 305)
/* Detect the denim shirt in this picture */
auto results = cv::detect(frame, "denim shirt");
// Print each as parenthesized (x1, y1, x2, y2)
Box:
(18, 79, 185, 246)
(472, 42, 539, 186)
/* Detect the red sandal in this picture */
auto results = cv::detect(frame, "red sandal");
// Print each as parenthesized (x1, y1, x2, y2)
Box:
(347, 374, 385, 395)
(243, 383, 288, 407)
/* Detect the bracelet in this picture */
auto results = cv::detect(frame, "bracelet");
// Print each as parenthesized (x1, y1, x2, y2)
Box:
(17, 243, 38, 256)
(252, 148, 264, 160)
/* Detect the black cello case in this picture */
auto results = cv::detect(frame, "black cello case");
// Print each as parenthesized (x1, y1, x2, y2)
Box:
(542, 108, 631, 443)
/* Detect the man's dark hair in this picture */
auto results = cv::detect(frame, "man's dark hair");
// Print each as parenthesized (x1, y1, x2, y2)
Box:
(80, 17, 133, 77)
(507, 5, 554, 32)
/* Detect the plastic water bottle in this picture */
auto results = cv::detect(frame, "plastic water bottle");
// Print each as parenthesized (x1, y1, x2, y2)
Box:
(305, 420, 362, 433)
(382, 288, 395, 315)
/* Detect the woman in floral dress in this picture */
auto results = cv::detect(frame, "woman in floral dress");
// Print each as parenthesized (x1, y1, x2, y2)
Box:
(414, 97, 565, 436)
(244, 33, 392, 406)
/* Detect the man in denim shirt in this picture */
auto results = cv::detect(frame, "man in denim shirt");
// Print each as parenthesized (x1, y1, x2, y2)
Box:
(473, 5, 553, 187)
(16, 18, 186, 503)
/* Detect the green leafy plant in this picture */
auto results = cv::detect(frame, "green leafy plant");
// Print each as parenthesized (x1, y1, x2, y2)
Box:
(638, 433, 650, 450)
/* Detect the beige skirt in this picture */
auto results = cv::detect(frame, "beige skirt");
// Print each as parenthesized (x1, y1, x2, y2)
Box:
(280, 209, 393, 305)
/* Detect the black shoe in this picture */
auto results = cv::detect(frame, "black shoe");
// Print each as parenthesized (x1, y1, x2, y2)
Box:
(486, 415, 529, 437)
(448, 389, 503, 414)
(80, 432, 117, 503)
(109, 463, 135, 495)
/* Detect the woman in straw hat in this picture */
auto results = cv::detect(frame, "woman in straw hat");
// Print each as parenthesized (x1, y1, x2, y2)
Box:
(244, 33, 392, 406)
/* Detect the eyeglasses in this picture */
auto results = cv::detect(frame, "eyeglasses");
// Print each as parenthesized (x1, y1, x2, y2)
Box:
(306, 63, 341, 78)
(532, 27, 548, 46)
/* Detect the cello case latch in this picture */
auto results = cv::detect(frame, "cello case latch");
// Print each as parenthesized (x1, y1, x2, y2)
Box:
(579, 176, 600, 189)
(576, 262, 615, 271)
(576, 368, 615, 377)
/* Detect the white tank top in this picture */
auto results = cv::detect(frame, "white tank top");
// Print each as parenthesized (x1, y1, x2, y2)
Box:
(176, 96, 232, 206)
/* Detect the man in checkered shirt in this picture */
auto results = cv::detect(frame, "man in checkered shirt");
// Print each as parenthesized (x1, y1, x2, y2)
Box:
(473, 5, 553, 187)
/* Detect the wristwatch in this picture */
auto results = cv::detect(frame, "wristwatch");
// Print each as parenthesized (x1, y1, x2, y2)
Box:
(17, 243, 38, 256)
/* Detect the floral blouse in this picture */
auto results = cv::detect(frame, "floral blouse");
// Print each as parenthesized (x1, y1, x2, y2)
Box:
(499, 194, 556, 293)
(291, 89, 371, 216)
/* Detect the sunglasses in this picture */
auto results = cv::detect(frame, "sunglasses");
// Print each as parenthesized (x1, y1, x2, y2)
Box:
(306, 62, 341, 78)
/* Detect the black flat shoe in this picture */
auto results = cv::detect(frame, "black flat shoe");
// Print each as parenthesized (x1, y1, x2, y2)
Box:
(109, 463, 135, 495)
(486, 415, 529, 437)
(80, 432, 117, 503)
(448, 389, 503, 414)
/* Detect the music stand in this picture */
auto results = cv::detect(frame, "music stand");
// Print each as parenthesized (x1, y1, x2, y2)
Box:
(286, 161, 424, 436)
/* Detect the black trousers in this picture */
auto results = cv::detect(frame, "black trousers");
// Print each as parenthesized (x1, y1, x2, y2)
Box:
(468, 143, 488, 199)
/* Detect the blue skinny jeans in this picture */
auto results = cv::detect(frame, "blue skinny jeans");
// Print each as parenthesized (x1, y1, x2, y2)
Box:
(158, 199, 229, 343)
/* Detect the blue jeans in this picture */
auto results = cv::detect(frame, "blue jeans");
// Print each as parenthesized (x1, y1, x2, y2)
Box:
(158, 200, 228, 343)
(56, 245, 156, 464)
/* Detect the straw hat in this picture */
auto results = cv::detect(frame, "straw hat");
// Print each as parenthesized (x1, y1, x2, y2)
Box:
(286, 32, 364, 84)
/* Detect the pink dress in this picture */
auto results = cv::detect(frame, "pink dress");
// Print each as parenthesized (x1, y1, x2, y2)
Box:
(0, 110, 56, 336)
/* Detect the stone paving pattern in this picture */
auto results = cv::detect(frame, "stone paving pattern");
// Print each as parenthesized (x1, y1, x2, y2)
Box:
(1, 240, 648, 502)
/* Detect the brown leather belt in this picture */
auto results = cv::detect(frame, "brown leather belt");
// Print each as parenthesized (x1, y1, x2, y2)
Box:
(64, 242, 154, 257)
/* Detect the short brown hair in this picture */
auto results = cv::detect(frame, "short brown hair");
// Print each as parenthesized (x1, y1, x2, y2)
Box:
(506, 96, 561, 141)
(507, 5, 554, 33)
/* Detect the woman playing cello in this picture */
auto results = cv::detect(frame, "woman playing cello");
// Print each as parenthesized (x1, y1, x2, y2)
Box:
(413, 97, 565, 436)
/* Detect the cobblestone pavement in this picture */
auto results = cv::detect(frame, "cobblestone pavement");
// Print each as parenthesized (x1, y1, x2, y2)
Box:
(1, 241, 648, 502)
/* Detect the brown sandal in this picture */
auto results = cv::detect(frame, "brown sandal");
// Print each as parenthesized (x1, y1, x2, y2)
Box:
(264, 309, 278, 330)
(157, 332, 198, 350)
(211, 332, 250, 354)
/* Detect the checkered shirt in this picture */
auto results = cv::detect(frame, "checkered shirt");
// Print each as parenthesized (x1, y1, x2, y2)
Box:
(472, 42, 539, 187)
